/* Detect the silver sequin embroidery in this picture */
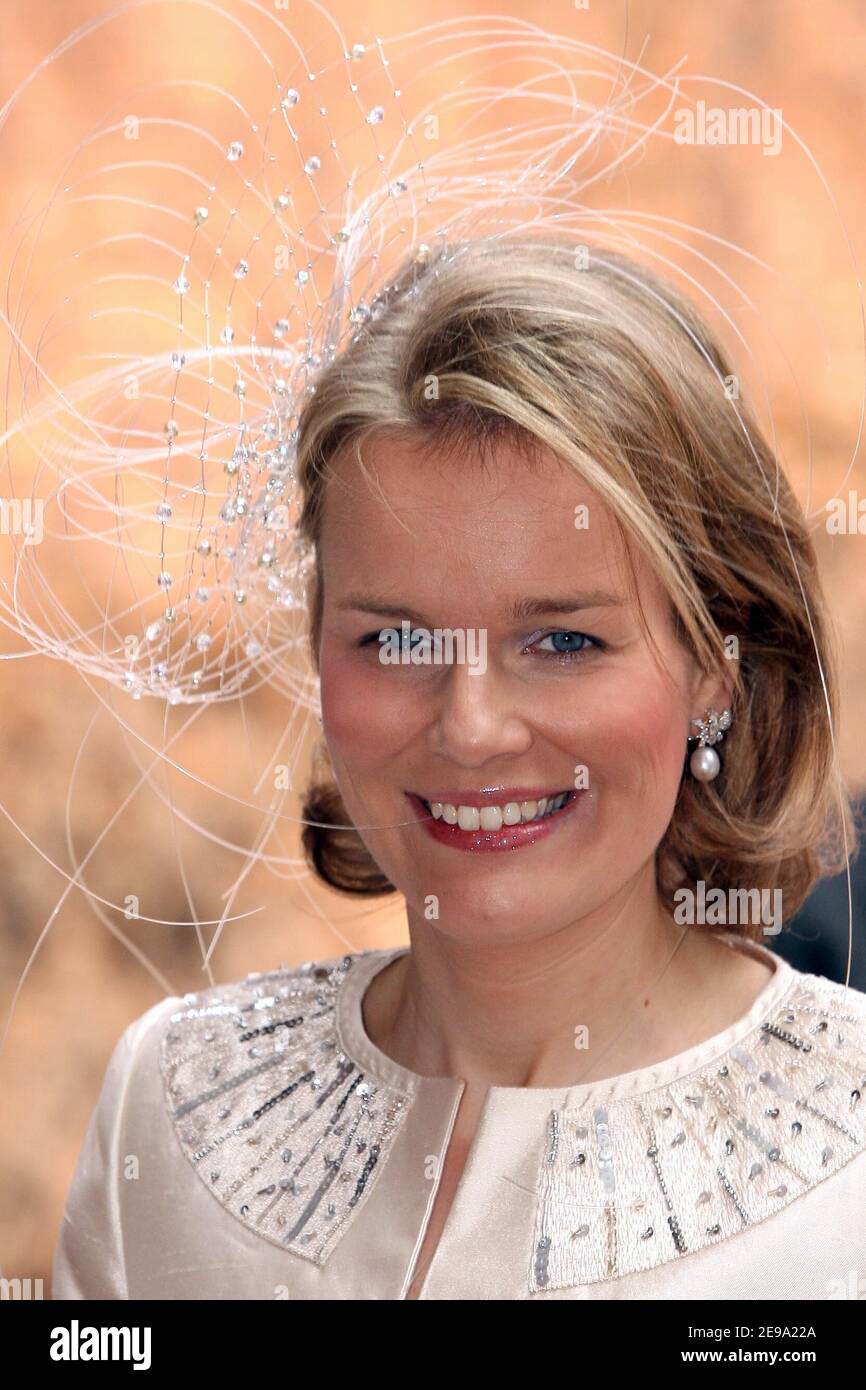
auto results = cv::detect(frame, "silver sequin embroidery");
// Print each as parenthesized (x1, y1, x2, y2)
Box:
(531, 972, 866, 1292)
(159, 953, 412, 1266)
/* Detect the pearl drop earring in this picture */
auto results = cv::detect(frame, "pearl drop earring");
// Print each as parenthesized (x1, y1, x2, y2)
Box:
(688, 708, 732, 782)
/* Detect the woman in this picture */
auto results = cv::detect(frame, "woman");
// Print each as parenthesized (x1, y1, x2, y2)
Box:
(52, 239, 866, 1300)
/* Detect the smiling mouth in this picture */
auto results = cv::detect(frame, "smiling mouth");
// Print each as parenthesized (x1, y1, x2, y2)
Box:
(418, 790, 575, 832)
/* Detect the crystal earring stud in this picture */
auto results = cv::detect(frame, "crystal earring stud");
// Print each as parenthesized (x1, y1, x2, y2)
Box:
(688, 708, 732, 782)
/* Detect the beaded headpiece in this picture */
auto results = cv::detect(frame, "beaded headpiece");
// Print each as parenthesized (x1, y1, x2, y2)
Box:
(2, 0, 855, 714)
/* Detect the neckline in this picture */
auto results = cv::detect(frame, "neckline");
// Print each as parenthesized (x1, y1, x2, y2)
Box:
(334, 935, 796, 1105)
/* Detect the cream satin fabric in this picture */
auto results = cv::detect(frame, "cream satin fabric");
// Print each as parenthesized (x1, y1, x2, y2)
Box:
(52, 940, 866, 1300)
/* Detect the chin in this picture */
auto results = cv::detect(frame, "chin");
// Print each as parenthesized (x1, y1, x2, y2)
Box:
(405, 876, 584, 943)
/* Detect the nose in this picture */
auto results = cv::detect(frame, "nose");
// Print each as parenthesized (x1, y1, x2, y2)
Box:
(428, 663, 534, 766)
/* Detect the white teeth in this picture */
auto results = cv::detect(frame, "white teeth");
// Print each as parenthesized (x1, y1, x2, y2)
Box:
(423, 792, 570, 828)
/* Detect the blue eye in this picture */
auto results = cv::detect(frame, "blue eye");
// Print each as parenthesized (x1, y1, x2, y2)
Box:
(531, 630, 599, 661)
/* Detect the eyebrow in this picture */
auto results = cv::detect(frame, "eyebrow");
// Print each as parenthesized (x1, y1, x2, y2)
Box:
(336, 590, 625, 622)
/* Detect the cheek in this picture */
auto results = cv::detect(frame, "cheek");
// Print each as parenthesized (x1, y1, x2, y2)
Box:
(623, 695, 688, 802)
(318, 643, 421, 770)
(550, 669, 687, 798)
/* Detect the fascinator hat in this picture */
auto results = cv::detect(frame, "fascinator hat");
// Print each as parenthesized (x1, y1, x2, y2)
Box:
(4, 0, 699, 714)
(0, 2, 860, 964)
(4, 0, 858, 706)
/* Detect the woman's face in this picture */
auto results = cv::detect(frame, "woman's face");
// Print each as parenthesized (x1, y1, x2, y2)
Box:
(316, 431, 722, 945)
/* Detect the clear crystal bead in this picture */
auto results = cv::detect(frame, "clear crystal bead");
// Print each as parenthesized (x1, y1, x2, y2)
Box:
(303, 155, 321, 174)
(227, 141, 244, 161)
(367, 105, 385, 124)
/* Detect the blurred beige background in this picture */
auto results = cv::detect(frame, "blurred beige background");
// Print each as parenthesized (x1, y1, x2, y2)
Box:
(1, 0, 865, 1294)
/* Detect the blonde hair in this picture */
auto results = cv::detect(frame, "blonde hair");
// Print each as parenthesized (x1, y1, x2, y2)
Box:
(295, 237, 854, 933)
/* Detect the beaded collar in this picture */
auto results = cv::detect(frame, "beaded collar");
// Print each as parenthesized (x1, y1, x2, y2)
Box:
(159, 947, 866, 1290)
(530, 965, 866, 1289)
(160, 954, 413, 1265)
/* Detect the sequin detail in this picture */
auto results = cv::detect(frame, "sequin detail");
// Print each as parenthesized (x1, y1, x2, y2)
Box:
(530, 972, 866, 1292)
(159, 953, 412, 1265)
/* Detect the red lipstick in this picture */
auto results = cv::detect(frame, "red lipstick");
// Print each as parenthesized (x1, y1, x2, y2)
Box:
(403, 789, 583, 853)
